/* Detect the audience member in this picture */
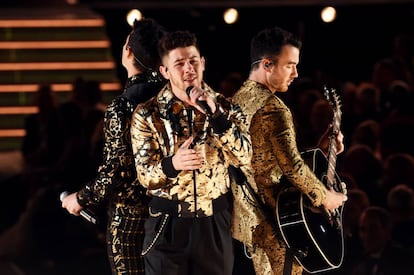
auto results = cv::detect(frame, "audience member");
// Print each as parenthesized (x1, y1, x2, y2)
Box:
(307, 97, 335, 149)
(372, 58, 403, 114)
(350, 119, 382, 160)
(339, 144, 383, 205)
(353, 82, 382, 123)
(386, 184, 414, 249)
(351, 206, 414, 274)
(292, 87, 325, 151)
(381, 153, 414, 194)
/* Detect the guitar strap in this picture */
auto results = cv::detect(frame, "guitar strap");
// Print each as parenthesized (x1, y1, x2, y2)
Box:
(283, 246, 294, 275)
(228, 165, 296, 275)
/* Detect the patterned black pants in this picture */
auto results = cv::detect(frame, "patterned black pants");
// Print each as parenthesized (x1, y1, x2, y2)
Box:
(107, 206, 148, 275)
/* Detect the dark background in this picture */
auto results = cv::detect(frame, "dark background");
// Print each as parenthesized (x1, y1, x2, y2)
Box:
(1, 0, 413, 89)
(93, 2, 414, 89)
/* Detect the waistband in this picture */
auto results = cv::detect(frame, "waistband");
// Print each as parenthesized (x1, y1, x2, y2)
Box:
(149, 193, 231, 218)
(110, 203, 148, 216)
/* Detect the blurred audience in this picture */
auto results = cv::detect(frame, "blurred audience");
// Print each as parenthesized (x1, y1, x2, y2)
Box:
(336, 188, 371, 275)
(351, 206, 414, 275)
(218, 71, 244, 99)
(386, 184, 414, 249)
(22, 84, 61, 169)
(339, 144, 383, 205)
(350, 119, 382, 160)
(0, 77, 109, 274)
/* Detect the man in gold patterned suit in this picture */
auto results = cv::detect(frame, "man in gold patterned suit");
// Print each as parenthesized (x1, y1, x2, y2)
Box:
(130, 30, 251, 275)
(231, 26, 348, 275)
(61, 19, 166, 274)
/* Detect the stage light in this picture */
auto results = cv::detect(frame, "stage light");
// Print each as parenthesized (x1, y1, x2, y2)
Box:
(66, 0, 78, 5)
(223, 8, 239, 25)
(321, 6, 337, 23)
(126, 9, 143, 26)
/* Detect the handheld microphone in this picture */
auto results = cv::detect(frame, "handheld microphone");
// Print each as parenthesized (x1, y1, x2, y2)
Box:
(186, 86, 213, 116)
(60, 191, 97, 224)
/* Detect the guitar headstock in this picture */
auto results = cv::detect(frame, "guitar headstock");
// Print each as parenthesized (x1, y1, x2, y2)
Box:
(323, 87, 341, 113)
(323, 86, 342, 132)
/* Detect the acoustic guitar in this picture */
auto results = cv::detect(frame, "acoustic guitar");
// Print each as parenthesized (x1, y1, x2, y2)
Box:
(275, 87, 345, 274)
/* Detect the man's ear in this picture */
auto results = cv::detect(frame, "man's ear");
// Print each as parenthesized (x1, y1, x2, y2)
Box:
(159, 65, 169, 79)
(125, 45, 132, 57)
(200, 56, 206, 72)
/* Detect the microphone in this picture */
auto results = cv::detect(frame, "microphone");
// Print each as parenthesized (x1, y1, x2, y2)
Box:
(60, 191, 97, 224)
(186, 86, 213, 116)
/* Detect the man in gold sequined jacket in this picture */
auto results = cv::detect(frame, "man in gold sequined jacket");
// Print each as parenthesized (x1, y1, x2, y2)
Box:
(130, 30, 251, 275)
(61, 19, 166, 275)
(231, 26, 348, 275)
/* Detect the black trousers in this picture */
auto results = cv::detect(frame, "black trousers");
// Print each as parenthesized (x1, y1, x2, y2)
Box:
(142, 209, 234, 275)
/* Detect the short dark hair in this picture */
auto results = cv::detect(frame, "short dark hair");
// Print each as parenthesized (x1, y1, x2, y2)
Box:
(158, 30, 199, 59)
(127, 18, 166, 71)
(250, 26, 302, 68)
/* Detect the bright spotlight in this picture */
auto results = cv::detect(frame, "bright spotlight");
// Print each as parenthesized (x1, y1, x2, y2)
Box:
(126, 9, 143, 27)
(321, 6, 337, 23)
(223, 8, 239, 25)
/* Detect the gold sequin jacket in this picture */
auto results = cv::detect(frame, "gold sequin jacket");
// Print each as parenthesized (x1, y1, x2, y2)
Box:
(130, 82, 252, 218)
(231, 80, 328, 247)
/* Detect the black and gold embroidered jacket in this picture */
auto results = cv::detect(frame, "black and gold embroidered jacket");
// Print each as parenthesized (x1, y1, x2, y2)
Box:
(130, 82, 252, 218)
(77, 74, 164, 209)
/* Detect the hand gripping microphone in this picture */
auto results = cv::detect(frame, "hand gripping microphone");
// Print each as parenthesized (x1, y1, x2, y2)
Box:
(186, 86, 213, 116)
(60, 191, 97, 224)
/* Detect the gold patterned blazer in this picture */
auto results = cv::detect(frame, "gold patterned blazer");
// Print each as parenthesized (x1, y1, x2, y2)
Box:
(231, 79, 328, 248)
(130, 82, 251, 218)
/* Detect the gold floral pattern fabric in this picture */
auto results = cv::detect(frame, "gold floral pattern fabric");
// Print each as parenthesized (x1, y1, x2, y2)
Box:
(130, 82, 252, 218)
(231, 80, 328, 274)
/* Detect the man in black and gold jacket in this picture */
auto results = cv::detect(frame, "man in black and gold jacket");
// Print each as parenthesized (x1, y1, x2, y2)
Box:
(62, 18, 166, 275)
(130, 30, 251, 275)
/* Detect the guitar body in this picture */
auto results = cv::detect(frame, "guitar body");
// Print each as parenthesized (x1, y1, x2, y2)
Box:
(276, 148, 345, 274)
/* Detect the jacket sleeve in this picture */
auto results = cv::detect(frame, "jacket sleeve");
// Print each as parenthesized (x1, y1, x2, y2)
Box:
(255, 97, 327, 207)
(210, 94, 252, 168)
(77, 98, 136, 207)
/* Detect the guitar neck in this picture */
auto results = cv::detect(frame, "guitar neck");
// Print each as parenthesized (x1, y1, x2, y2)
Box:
(323, 87, 342, 189)
(326, 138, 337, 187)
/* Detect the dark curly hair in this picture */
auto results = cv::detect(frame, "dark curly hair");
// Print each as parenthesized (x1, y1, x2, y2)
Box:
(127, 18, 166, 72)
(158, 30, 200, 60)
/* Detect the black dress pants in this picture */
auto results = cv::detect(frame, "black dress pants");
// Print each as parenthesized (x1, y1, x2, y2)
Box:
(142, 209, 234, 275)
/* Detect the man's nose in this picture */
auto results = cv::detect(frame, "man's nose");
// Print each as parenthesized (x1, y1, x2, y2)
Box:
(184, 61, 195, 72)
